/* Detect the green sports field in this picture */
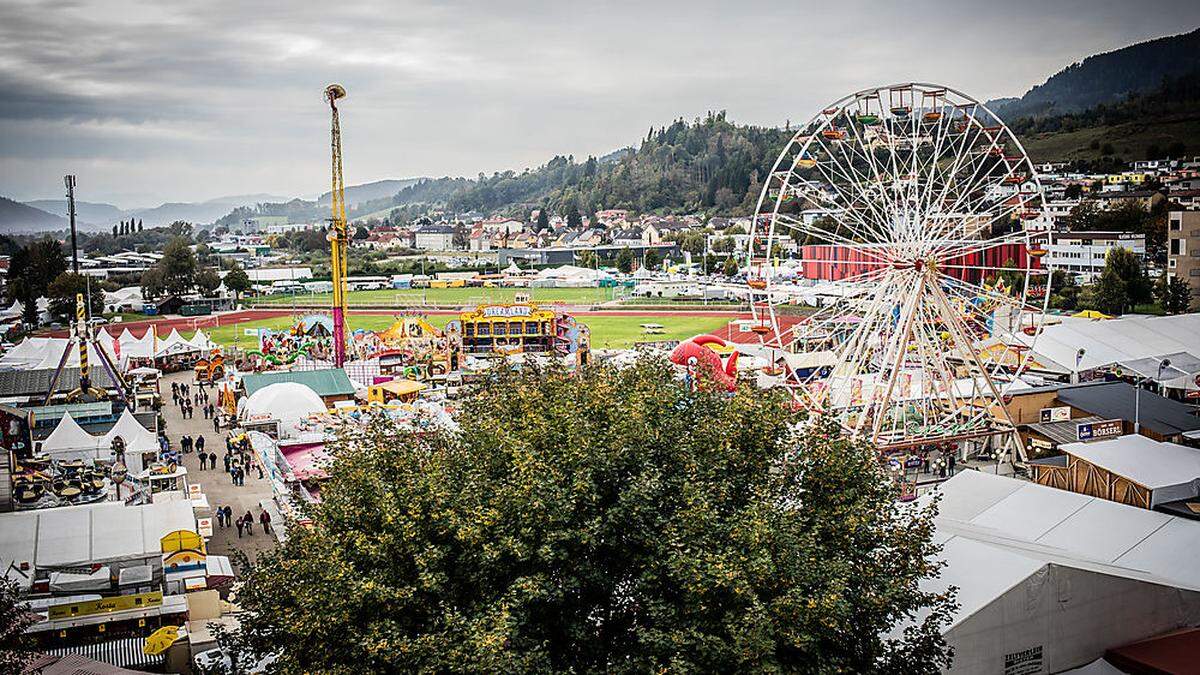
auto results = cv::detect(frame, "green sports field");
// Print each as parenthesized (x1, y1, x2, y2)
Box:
(203, 313, 729, 350)
(249, 287, 615, 307)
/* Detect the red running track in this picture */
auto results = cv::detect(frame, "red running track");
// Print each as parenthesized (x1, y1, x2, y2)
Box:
(46, 307, 753, 338)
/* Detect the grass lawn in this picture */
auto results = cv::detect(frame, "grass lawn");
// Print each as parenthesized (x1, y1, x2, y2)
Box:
(250, 287, 614, 307)
(204, 313, 729, 350)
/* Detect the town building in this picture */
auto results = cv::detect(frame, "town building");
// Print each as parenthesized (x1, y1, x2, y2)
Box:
(1168, 210, 1200, 308)
(1046, 230, 1145, 282)
(412, 224, 456, 251)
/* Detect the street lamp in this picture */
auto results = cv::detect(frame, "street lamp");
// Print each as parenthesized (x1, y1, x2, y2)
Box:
(1134, 358, 1172, 435)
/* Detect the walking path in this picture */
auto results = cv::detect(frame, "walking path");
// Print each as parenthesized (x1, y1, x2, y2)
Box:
(158, 371, 278, 559)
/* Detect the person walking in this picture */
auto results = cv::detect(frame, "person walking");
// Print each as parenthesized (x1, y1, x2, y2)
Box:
(223, 452, 231, 474)
(259, 508, 272, 534)
(198, 452, 207, 471)
(196, 435, 206, 454)
(235, 515, 244, 538)
(243, 511, 254, 535)
(223, 505, 233, 528)
(213, 415, 220, 433)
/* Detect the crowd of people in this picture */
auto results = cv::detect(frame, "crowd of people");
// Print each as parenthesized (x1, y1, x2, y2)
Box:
(167, 375, 274, 545)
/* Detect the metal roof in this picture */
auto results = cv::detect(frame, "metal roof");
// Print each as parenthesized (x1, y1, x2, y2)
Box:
(1057, 381, 1200, 437)
(1027, 415, 1105, 445)
(241, 368, 356, 398)
(0, 368, 119, 398)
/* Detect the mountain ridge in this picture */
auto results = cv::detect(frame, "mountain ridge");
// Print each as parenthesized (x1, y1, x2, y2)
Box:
(988, 27, 1200, 119)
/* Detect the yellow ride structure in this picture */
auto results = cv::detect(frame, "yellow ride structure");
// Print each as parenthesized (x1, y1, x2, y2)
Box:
(325, 83, 350, 367)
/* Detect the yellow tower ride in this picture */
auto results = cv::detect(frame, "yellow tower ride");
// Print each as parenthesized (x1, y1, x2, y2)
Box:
(324, 83, 350, 367)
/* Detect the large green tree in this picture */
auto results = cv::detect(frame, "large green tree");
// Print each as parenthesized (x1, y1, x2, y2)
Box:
(7, 237, 67, 327)
(228, 361, 956, 673)
(157, 237, 198, 295)
(0, 577, 35, 672)
(46, 272, 104, 323)
(223, 264, 252, 300)
(1155, 273, 1193, 314)
(616, 247, 635, 273)
(1091, 246, 1151, 314)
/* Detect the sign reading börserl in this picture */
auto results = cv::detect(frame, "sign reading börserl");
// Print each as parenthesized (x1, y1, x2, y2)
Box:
(482, 305, 533, 318)
(1076, 419, 1123, 442)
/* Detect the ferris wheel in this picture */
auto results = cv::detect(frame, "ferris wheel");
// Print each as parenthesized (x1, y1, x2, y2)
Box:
(746, 82, 1052, 458)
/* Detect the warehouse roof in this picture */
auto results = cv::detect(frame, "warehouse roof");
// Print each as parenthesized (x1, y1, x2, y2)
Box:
(1056, 382, 1200, 437)
(0, 500, 196, 589)
(0, 368, 119, 399)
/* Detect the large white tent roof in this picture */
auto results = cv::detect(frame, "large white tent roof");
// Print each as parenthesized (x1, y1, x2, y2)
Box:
(1060, 435, 1200, 491)
(39, 410, 158, 458)
(928, 470, 1200, 591)
(241, 382, 326, 428)
(0, 500, 195, 575)
(1019, 313, 1200, 373)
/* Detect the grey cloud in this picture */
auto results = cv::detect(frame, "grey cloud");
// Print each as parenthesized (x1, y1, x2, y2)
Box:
(2, 0, 1199, 205)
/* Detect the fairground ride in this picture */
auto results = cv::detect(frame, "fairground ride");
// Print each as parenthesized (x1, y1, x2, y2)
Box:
(325, 83, 350, 368)
(746, 83, 1052, 461)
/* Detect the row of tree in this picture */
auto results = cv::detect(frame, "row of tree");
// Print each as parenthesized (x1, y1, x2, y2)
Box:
(1049, 246, 1192, 315)
(6, 237, 103, 325)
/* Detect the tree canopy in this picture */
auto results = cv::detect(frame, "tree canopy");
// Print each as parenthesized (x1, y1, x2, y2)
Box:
(228, 360, 955, 673)
(1093, 246, 1152, 314)
(224, 264, 252, 298)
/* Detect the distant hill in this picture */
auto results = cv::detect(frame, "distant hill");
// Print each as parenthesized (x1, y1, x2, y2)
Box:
(0, 197, 66, 232)
(25, 199, 127, 228)
(318, 178, 424, 206)
(990, 27, 1200, 119)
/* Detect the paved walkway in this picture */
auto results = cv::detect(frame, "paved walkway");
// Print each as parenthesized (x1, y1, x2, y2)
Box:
(158, 371, 277, 559)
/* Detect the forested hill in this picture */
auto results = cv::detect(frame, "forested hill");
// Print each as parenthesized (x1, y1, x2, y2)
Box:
(990, 27, 1200, 119)
(1012, 70, 1200, 165)
(446, 111, 791, 218)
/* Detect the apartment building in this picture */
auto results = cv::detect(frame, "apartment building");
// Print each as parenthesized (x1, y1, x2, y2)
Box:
(1168, 210, 1200, 309)
(1046, 230, 1145, 282)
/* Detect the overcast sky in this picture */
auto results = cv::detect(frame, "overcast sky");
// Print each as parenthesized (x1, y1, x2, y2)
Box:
(2, 0, 1198, 207)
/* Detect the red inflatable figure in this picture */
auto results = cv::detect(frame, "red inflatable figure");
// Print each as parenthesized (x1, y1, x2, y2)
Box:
(669, 334, 738, 392)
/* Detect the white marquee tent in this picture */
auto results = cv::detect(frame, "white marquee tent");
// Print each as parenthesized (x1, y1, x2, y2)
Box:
(1015, 313, 1200, 376)
(913, 471, 1200, 674)
(37, 410, 159, 473)
(0, 499, 195, 590)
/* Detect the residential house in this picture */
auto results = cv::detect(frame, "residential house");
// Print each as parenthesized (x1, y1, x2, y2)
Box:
(468, 227, 492, 252)
(1094, 190, 1166, 211)
(413, 224, 457, 251)
(1168, 189, 1200, 211)
(611, 227, 647, 247)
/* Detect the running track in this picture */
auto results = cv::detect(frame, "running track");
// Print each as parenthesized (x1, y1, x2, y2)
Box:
(49, 307, 754, 338)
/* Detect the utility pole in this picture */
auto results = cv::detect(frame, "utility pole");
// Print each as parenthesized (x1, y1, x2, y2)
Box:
(64, 175, 79, 273)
